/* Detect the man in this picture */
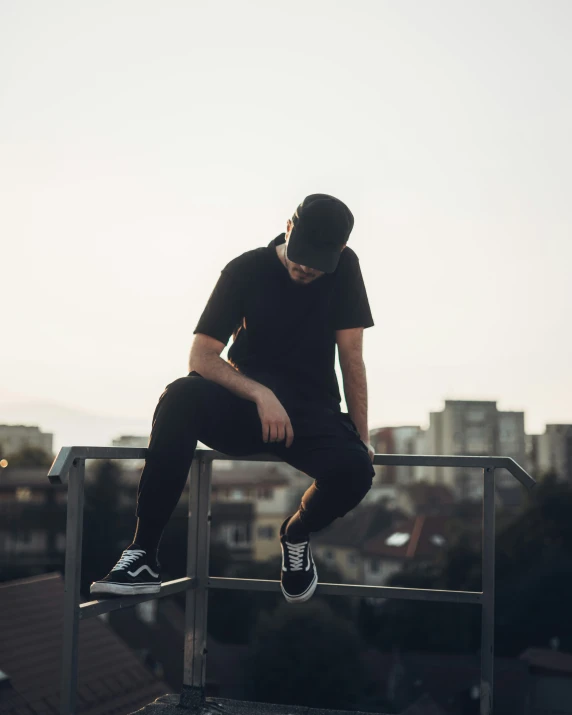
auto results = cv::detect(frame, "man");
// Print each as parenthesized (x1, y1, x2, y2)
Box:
(91, 193, 375, 604)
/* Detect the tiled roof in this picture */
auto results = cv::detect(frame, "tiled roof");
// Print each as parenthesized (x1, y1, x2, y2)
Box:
(0, 573, 169, 715)
(400, 482, 455, 509)
(363, 516, 453, 560)
(313, 505, 395, 549)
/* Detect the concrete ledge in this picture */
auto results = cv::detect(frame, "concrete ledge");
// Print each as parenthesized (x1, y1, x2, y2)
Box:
(130, 693, 388, 715)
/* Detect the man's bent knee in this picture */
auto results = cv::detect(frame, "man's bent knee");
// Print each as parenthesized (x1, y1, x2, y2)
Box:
(342, 462, 373, 514)
(319, 451, 374, 515)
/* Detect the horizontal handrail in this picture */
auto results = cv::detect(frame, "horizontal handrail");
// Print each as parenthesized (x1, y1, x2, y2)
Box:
(48, 446, 148, 484)
(48, 446, 536, 490)
(208, 577, 483, 604)
(80, 576, 196, 619)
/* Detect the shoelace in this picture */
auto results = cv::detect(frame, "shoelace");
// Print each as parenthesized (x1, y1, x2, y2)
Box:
(285, 541, 307, 571)
(112, 549, 146, 572)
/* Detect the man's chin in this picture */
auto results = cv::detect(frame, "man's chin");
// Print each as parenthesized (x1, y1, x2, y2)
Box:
(290, 271, 317, 284)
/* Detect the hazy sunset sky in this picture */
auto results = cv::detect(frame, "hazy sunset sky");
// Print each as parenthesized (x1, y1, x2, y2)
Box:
(1, 0, 571, 444)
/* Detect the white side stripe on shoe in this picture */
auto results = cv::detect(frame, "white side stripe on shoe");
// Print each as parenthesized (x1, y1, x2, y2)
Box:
(128, 565, 159, 578)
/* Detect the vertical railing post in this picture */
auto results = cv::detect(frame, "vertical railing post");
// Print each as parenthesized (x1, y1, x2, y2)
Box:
(480, 466, 496, 715)
(181, 456, 202, 709)
(194, 456, 213, 690)
(181, 454, 213, 709)
(60, 458, 85, 715)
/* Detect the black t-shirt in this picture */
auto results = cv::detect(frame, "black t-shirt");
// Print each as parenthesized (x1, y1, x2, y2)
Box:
(193, 233, 374, 410)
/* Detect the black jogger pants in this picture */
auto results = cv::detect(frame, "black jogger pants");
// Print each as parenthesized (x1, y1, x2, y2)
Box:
(135, 372, 375, 535)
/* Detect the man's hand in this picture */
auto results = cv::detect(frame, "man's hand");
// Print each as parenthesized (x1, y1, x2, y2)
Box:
(255, 388, 294, 448)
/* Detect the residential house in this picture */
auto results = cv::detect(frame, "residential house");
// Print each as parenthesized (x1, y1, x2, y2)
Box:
(209, 461, 303, 562)
(394, 482, 456, 518)
(362, 515, 457, 587)
(312, 504, 395, 584)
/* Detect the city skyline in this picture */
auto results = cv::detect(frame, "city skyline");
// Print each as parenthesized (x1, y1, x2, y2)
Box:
(0, 389, 567, 456)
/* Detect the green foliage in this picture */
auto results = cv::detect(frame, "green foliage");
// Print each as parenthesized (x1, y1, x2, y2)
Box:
(5, 446, 54, 467)
(207, 554, 353, 644)
(245, 600, 368, 710)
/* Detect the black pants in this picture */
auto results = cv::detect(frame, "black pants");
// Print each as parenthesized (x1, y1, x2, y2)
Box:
(136, 372, 375, 535)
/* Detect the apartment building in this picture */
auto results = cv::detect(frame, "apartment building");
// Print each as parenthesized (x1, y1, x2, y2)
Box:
(420, 400, 526, 499)
(0, 425, 53, 459)
(535, 424, 572, 483)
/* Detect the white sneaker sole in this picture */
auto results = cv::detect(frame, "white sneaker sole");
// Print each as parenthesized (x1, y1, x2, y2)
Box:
(281, 572, 318, 604)
(90, 581, 162, 596)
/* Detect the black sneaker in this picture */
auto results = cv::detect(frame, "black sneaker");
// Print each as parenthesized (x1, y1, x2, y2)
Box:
(90, 546, 162, 597)
(279, 517, 318, 604)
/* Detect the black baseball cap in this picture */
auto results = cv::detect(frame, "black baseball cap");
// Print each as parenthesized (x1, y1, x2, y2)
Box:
(286, 193, 354, 273)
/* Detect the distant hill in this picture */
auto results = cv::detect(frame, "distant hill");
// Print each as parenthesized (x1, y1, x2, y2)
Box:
(0, 399, 151, 454)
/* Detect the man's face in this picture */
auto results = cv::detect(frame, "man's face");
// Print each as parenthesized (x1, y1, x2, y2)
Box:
(283, 219, 343, 285)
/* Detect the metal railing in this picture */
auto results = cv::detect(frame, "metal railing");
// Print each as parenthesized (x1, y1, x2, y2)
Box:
(47, 447, 536, 715)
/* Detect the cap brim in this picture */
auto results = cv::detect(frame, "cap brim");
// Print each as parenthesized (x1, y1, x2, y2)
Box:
(287, 236, 341, 273)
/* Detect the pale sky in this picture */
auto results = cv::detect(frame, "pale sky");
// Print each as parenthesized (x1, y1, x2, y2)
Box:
(1, 0, 571, 443)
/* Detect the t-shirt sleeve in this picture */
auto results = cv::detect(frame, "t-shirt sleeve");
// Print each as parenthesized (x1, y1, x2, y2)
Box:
(334, 252, 374, 331)
(193, 268, 244, 345)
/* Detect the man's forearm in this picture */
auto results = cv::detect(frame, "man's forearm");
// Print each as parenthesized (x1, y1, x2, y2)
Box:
(341, 357, 369, 444)
(190, 352, 269, 404)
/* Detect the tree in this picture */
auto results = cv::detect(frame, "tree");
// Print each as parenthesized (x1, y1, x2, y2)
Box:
(245, 600, 369, 710)
(207, 554, 353, 644)
(5, 446, 54, 467)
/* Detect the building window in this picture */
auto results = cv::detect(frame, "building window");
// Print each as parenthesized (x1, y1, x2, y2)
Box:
(466, 426, 489, 454)
(222, 523, 250, 547)
(324, 549, 335, 562)
(257, 526, 275, 540)
(257, 488, 273, 500)
(347, 553, 358, 566)
(369, 559, 380, 573)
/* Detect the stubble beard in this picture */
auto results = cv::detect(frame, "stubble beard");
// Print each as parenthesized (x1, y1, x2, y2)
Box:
(282, 244, 320, 286)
